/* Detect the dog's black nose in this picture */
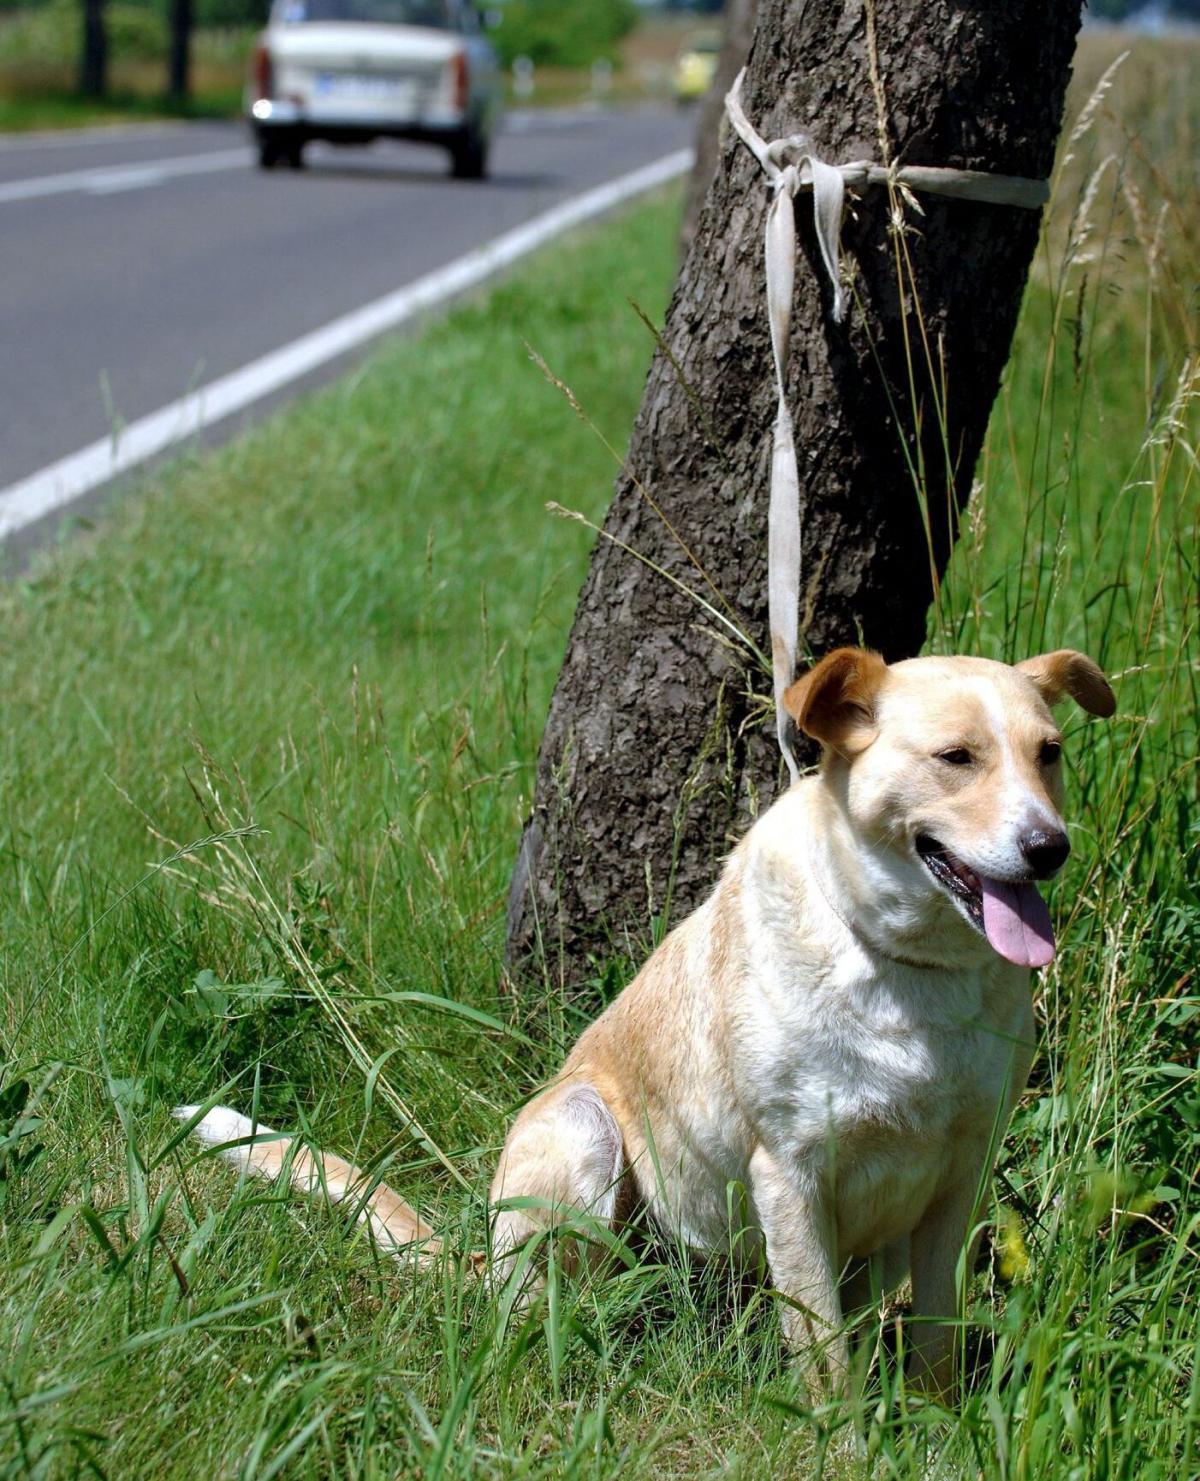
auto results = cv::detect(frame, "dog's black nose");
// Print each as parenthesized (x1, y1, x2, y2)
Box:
(1020, 828, 1070, 878)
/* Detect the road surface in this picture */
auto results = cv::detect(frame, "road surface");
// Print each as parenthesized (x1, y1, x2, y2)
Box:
(0, 106, 694, 548)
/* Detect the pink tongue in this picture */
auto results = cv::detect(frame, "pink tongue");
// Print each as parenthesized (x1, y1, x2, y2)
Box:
(979, 876, 1056, 968)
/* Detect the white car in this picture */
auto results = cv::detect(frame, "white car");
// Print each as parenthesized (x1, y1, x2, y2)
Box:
(247, 0, 500, 178)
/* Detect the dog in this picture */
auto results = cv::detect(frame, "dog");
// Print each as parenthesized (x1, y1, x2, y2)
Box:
(177, 646, 1114, 1396)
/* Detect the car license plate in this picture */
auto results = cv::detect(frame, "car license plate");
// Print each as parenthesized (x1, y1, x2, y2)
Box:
(315, 71, 412, 102)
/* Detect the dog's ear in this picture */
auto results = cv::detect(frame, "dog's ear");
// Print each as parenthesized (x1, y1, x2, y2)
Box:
(783, 648, 888, 754)
(1016, 650, 1116, 718)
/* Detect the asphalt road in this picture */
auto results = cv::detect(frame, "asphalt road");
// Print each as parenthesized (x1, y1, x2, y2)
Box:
(0, 105, 694, 516)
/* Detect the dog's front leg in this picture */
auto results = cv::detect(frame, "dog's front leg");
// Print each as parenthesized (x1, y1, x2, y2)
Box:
(749, 1145, 846, 1393)
(906, 1147, 990, 1401)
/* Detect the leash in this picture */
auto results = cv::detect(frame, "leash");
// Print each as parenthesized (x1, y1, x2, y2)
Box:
(724, 68, 1048, 780)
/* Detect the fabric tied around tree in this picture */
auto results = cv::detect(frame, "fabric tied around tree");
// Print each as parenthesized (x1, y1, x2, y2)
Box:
(724, 67, 1048, 781)
(761, 141, 845, 781)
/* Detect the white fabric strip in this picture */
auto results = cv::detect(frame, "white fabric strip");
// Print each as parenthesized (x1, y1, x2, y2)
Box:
(724, 68, 1046, 778)
(762, 155, 844, 779)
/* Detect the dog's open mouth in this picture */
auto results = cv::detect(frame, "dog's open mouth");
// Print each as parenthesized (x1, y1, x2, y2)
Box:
(915, 834, 1056, 969)
(915, 834, 984, 925)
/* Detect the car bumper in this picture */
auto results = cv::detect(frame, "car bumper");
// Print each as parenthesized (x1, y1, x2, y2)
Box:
(249, 97, 472, 139)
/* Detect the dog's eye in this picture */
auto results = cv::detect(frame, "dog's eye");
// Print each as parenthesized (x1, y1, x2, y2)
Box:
(936, 748, 973, 766)
(1039, 740, 1062, 766)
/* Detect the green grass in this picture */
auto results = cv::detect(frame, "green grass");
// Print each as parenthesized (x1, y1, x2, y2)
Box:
(0, 85, 242, 129)
(1, 33, 1198, 1479)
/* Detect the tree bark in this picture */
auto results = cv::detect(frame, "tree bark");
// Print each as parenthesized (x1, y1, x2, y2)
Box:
(169, 0, 194, 105)
(507, 0, 1082, 979)
(80, 0, 108, 97)
(679, 0, 758, 256)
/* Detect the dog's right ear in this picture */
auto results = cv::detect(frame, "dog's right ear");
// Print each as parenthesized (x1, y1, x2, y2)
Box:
(783, 648, 888, 755)
(1015, 650, 1116, 718)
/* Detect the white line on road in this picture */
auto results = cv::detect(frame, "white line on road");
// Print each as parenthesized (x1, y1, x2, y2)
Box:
(0, 122, 188, 153)
(0, 146, 252, 205)
(0, 104, 598, 157)
(0, 146, 694, 543)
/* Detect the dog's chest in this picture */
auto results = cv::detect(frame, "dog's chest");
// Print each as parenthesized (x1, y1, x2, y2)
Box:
(734, 959, 1022, 1255)
(740, 954, 1015, 1162)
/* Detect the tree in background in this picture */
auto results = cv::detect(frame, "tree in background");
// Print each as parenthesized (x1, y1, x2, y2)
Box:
(80, 0, 107, 94)
(490, 0, 638, 69)
(507, 0, 1085, 979)
(168, 0, 191, 101)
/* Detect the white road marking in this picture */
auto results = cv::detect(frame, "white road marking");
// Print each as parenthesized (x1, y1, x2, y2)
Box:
(0, 147, 252, 205)
(0, 104, 595, 159)
(84, 165, 176, 194)
(0, 102, 603, 178)
(0, 122, 188, 153)
(0, 146, 693, 543)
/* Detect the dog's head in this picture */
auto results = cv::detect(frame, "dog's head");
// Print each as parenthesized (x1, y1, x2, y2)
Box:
(784, 649, 1115, 969)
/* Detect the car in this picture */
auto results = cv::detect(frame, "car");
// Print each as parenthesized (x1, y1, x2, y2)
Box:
(672, 31, 719, 104)
(246, 0, 500, 178)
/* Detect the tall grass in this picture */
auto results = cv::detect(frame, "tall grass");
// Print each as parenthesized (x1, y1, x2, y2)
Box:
(864, 34, 1199, 1477)
(0, 33, 1196, 1479)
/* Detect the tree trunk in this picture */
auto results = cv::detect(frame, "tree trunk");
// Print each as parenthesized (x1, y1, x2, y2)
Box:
(507, 0, 1082, 979)
(169, 0, 193, 105)
(80, 0, 108, 97)
(679, 0, 758, 256)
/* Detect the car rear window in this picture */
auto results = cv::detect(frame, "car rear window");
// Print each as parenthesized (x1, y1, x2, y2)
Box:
(274, 0, 454, 25)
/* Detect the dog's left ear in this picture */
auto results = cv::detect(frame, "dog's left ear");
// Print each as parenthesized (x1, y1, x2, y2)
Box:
(784, 647, 888, 755)
(1015, 650, 1116, 717)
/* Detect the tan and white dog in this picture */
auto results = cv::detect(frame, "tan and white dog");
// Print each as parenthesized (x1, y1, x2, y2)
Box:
(178, 647, 1114, 1395)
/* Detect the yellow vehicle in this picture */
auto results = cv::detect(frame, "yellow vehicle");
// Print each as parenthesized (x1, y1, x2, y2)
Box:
(672, 31, 719, 103)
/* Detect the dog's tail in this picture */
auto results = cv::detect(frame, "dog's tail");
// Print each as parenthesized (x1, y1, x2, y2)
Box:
(173, 1104, 476, 1269)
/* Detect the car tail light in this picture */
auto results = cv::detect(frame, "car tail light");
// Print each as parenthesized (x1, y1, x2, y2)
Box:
(252, 42, 273, 101)
(449, 50, 468, 110)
